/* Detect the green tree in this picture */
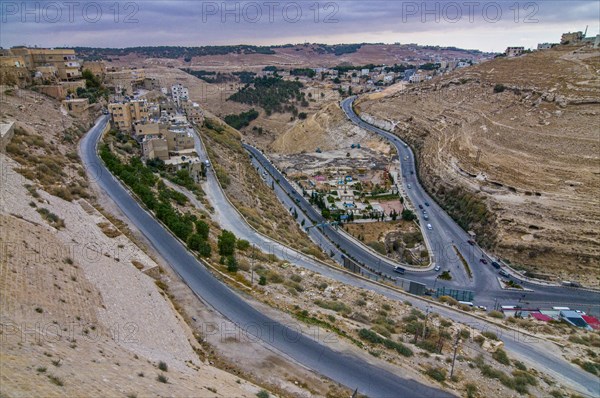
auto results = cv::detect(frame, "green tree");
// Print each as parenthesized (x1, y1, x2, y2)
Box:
(226, 255, 238, 272)
(401, 209, 416, 221)
(198, 241, 211, 257)
(195, 220, 210, 240)
(218, 230, 236, 256)
(187, 234, 204, 251)
(236, 239, 250, 251)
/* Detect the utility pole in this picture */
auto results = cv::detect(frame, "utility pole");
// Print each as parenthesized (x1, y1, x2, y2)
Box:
(250, 244, 255, 286)
(422, 305, 431, 340)
(450, 330, 461, 379)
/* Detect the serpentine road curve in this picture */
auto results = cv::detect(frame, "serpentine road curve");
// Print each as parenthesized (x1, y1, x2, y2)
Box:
(80, 116, 453, 397)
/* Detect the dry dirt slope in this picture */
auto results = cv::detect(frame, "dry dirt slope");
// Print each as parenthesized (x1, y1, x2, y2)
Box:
(0, 154, 264, 398)
(356, 44, 600, 285)
(269, 101, 394, 155)
(0, 85, 267, 397)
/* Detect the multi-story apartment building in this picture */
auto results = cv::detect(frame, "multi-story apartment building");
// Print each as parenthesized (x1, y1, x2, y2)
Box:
(10, 47, 81, 80)
(108, 99, 149, 131)
(142, 138, 169, 161)
(166, 127, 195, 152)
(105, 68, 146, 95)
(180, 100, 204, 124)
(171, 84, 189, 107)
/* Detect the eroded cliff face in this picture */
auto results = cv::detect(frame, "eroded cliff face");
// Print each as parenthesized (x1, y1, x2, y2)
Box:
(357, 45, 600, 284)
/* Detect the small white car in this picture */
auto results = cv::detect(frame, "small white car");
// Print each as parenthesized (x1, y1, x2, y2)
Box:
(434, 265, 441, 271)
(427, 224, 433, 230)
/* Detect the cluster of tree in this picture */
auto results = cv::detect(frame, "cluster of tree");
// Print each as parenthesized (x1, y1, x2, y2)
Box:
(217, 230, 239, 272)
(401, 209, 416, 221)
(180, 68, 235, 84)
(165, 168, 205, 194)
(99, 145, 211, 257)
(232, 71, 256, 84)
(418, 63, 441, 70)
(224, 109, 259, 130)
(228, 76, 304, 115)
(436, 186, 496, 248)
(75, 69, 109, 103)
(387, 64, 412, 73)
(309, 192, 327, 210)
(313, 43, 363, 56)
(73, 45, 274, 60)
(290, 68, 316, 78)
(333, 63, 378, 73)
(187, 219, 212, 258)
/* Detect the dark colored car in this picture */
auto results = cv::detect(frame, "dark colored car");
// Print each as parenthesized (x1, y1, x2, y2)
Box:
(499, 270, 510, 277)
(480, 258, 488, 264)
(491, 261, 501, 269)
(419, 205, 423, 209)
(467, 240, 475, 246)
(425, 202, 430, 206)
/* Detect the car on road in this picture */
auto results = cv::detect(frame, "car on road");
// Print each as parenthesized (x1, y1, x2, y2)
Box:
(423, 214, 429, 220)
(477, 305, 487, 311)
(424, 202, 430, 206)
(480, 258, 488, 264)
(422, 210, 427, 215)
(499, 270, 510, 277)
(393, 266, 406, 274)
(467, 240, 475, 245)
(418, 204, 423, 209)
(407, 184, 412, 189)
(426, 224, 432, 230)
(491, 261, 501, 269)
(434, 265, 441, 271)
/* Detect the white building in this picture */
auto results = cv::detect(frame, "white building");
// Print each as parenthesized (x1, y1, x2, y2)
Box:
(171, 84, 189, 107)
(361, 68, 370, 76)
(409, 74, 423, 83)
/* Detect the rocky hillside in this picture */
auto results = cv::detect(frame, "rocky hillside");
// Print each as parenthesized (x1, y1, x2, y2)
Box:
(271, 102, 372, 154)
(356, 44, 600, 284)
(0, 87, 264, 397)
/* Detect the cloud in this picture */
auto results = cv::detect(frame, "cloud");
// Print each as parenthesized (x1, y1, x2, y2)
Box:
(1, 1, 598, 51)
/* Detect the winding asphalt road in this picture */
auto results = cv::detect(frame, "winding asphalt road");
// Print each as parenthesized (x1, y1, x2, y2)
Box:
(80, 116, 454, 397)
(339, 97, 600, 313)
(237, 97, 599, 315)
(81, 115, 600, 396)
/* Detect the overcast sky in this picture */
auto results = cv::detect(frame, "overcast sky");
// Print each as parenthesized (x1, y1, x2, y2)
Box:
(1, 1, 599, 52)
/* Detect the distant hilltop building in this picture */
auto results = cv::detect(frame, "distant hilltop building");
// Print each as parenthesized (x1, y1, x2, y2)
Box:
(505, 47, 525, 57)
(561, 31, 583, 45)
(537, 43, 555, 50)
